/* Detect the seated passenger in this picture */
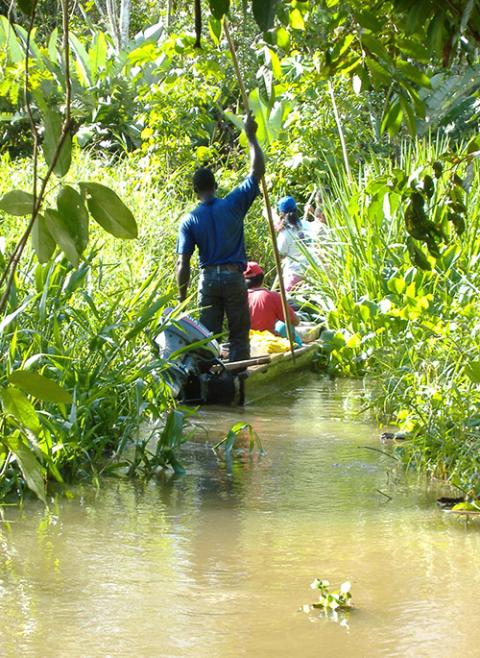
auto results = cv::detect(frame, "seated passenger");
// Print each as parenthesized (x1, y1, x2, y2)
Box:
(244, 261, 300, 335)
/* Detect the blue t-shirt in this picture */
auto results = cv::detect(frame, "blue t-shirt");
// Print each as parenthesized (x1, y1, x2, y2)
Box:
(176, 175, 260, 268)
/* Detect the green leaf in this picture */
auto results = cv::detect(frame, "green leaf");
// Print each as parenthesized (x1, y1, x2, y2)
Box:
(396, 37, 428, 62)
(47, 28, 59, 61)
(9, 370, 72, 404)
(275, 26, 290, 49)
(289, 8, 305, 30)
(466, 134, 480, 154)
(355, 11, 382, 31)
(0, 295, 36, 334)
(396, 59, 431, 88)
(399, 94, 417, 136)
(465, 361, 480, 384)
(69, 33, 92, 86)
(460, 0, 475, 33)
(224, 110, 244, 132)
(0, 190, 35, 216)
(57, 185, 89, 253)
(44, 208, 81, 266)
(0, 386, 41, 433)
(366, 58, 392, 87)
(208, 0, 229, 20)
(361, 34, 392, 64)
(0, 15, 23, 63)
(3, 433, 46, 503)
(407, 237, 432, 271)
(253, 0, 280, 31)
(208, 17, 222, 45)
(79, 182, 138, 239)
(387, 276, 406, 295)
(381, 100, 403, 137)
(17, 0, 34, 15)
(31, 214, 56, 263)
(88, 31, 108, 84)
(42, 109, 72, 178)
(265, 46, 282, 79)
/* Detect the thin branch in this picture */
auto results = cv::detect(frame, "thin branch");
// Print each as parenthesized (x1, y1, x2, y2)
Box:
(328, 80, 352, 182)
(0, 0, 73, 315)
(376, 489, 393, 502)
(359, 445, 399, 460)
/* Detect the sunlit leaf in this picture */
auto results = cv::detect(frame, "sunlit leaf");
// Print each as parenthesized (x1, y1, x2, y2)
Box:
(366, 58, 392, 87)
(57, 185, 89, 254)
(275, 26, 290, 49)
(387, 276, 406, 295)
(9, 370, 72, 404)
(265, 46, 282, 79)
(0, 190, 35, 216)
(44, 208, 81, 266)
(289, 8, 305, 30)
(79, 182, 138, 239)
(42, 109, 72, 178)
(31, 214, 55, 263)
(0, 386, 41, 433)
(3, 433, 45, 503)
(465, 361, 480, 384)
(396, 60, 431, 88)
(381, 100, 403, 137)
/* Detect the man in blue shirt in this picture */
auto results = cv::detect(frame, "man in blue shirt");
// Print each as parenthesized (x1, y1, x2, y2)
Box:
(176, 113, 265, 363)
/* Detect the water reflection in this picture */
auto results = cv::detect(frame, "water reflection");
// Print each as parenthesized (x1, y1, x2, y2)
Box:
(1, 375, 480, 658)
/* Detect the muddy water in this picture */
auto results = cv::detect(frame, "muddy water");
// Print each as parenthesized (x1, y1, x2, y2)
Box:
(1, 376, 480, 658)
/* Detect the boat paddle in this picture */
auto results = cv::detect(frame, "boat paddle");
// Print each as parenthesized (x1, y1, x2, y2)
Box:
(223, 18, 296, 361)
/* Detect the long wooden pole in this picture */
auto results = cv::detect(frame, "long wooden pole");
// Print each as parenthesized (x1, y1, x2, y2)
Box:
(223, 19, 296, 359)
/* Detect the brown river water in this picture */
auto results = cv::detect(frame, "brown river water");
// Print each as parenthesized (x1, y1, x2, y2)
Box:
(1, 375, 480, 658)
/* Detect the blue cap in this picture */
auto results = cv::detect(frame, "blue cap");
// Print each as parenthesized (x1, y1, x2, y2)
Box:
(278, 195, 297, 212)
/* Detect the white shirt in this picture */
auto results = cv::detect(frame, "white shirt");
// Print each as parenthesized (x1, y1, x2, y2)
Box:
(276, 222, 312, 278)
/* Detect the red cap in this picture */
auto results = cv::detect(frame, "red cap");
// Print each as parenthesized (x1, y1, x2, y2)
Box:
(244, 261, 264, 278)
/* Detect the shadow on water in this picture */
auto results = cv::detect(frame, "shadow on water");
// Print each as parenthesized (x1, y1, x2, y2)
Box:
(1, 375, 480, 658)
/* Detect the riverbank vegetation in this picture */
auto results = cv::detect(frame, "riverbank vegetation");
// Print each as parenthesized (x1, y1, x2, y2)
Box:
(0, 0, 479, 500)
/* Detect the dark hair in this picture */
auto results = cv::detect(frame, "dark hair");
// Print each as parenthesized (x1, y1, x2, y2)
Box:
(245, 273, 264, 289)
(280, 209, 300, 227)
(193, 167, 216, 193)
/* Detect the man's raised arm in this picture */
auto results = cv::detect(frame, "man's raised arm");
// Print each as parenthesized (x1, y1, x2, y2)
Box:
(244, 112, 265, 181)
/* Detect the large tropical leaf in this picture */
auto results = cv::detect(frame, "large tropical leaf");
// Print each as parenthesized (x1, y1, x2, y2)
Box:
(0, 190, 35, 216)
(42, 109, 72, 178)
(9, 370, 73, 404)
(3, 433, 46, 502)
(252, 0, 279, 31)
(79, 182, 138, 239)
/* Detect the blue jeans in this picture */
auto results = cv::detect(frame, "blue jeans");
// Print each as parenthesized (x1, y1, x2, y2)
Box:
(198, 269, 250, 363)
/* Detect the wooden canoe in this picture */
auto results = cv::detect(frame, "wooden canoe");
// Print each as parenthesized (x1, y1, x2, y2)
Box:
(244, 341, 320, 400)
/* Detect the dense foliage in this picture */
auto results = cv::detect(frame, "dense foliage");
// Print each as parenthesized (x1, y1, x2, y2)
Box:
(0, 0, 479, 500)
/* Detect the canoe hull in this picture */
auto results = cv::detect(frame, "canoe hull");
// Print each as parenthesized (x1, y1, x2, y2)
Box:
(245, 342, 319, 400)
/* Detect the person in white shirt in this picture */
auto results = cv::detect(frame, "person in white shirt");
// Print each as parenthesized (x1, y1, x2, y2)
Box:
(275, 195, 312, 292)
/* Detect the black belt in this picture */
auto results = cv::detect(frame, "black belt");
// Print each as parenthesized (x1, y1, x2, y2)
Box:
(203, 264, 242, 272)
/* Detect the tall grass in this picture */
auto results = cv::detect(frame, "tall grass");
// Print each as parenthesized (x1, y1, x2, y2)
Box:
(302, 140, 480, 495)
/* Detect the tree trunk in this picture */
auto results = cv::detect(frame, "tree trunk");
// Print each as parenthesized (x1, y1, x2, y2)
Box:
(166, 0, 173, 29)
(119, 0, 130, 49)
(106, 0, 121, 51)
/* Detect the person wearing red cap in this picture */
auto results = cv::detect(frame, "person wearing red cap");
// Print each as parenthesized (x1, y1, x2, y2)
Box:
(244, 261, 299, 334)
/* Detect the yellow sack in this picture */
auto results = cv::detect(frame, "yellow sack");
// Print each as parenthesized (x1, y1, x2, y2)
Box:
(249, 330, 291, 356)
